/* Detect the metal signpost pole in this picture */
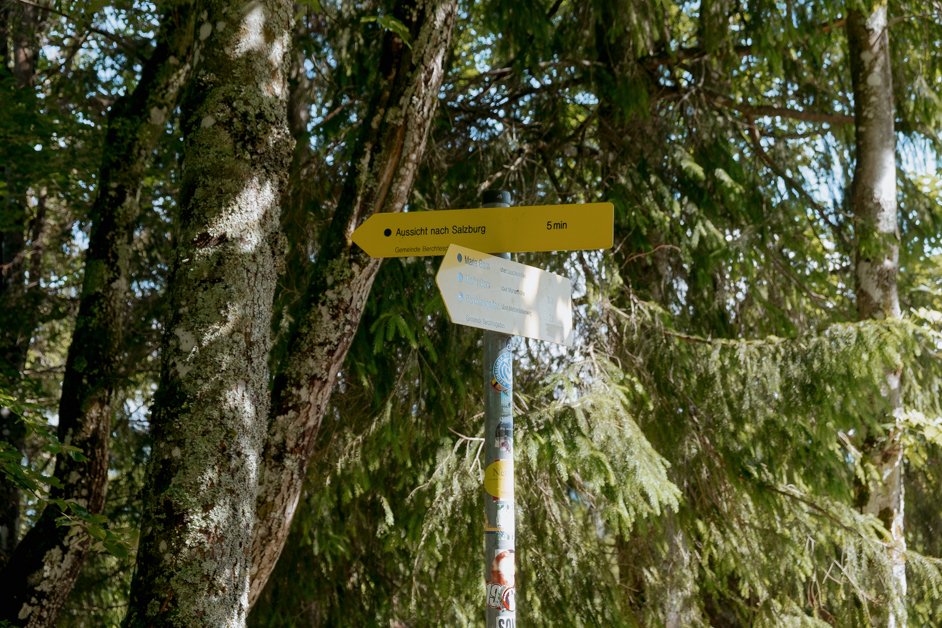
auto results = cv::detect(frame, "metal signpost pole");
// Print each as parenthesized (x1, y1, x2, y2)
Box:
(481, 190, 516, 627)
(352, 191, 612, 626)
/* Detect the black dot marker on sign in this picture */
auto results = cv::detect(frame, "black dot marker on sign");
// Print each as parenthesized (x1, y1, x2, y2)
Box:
(384, 228, 392, 237)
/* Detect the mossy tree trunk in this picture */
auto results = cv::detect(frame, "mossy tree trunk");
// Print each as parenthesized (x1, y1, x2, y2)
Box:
(0, 5, 197, 625)
(123, 1, 294, 625)
(847, 4, 906, 626)
(248, 0, 458, 605)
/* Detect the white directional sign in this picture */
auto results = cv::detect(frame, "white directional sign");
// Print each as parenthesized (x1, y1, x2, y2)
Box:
(435, 244, 573, 346)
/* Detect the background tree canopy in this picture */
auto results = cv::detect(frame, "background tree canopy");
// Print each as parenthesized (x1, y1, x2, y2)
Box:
(1, 0, 942, 626)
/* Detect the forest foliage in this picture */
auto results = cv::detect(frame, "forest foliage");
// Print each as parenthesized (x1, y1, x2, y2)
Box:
(2, 0, 942, 626)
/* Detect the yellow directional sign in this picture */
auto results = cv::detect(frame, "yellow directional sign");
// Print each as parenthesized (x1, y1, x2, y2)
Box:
(352, 202, 613, 258)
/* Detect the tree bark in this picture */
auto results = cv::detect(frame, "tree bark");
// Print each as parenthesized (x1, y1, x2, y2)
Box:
(661, 517, 701, 627)
(248, 0, 458, 605)
(0, 5, 197, 625)
(847, 5, 905, 626)
(124, 1, 293, 625)
(0, 0, 48, 568)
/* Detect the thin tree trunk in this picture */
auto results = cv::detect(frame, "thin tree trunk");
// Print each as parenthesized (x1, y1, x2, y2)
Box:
(0, 0, 48, 568)
(847, 5, 905, 626)
(0, 5, 197, 625)
(248, 0, 458, 605)
(661, 516, 701, 627)
(124, 1, 293, 625)
(593, 5, 705, 623)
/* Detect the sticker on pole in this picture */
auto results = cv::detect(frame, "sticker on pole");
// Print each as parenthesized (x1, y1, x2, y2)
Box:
(486, 549, 516, 612)
(435, 244, 573, 345)
(484, 460, 514, 500)
(491, 351, 513, 393)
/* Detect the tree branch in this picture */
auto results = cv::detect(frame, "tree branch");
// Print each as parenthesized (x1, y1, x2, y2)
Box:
(249, 0, 460, 606)
(12, 0, 147, 59)
(708, 90, 854, 126)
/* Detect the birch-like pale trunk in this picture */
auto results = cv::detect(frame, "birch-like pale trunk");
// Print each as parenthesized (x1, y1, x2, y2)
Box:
(0, 5, 196, 625)
(123, 2, 293, 625)
(248, 0, 458, 605)
(847, 5, 906, 626)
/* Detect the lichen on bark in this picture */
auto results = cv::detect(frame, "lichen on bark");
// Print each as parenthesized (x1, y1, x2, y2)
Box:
(124, 2, 294, 626)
